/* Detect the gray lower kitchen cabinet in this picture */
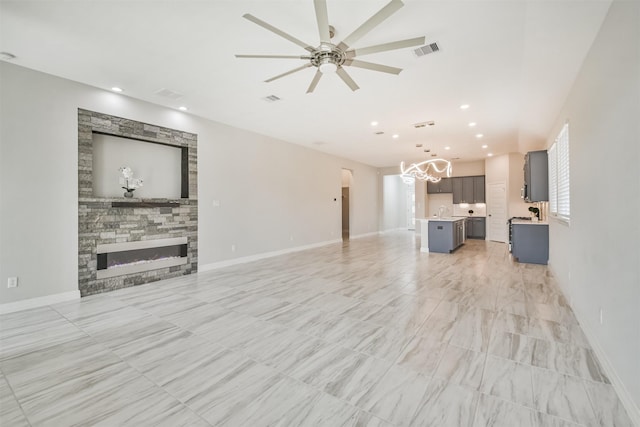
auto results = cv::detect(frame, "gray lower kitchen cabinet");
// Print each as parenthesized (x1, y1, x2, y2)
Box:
(466, 217, 486, 239)
(511, 223, 549, 264)
(428, 219, 465, 253)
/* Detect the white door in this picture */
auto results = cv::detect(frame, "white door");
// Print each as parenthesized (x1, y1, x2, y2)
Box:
(487, 182, 507, 242)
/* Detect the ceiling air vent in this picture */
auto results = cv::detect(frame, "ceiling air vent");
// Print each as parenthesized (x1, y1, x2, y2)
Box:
(414, 121, 435, 128)
(154, 88, 184, 99)
(414, 42, 440, 57)
(263, 95, 281, 102)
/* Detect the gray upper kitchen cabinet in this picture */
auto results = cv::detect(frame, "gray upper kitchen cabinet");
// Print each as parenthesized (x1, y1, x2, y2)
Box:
(452, 178, 463, 202)
(426, 177, 452, 194)
(523, 150, 548, 202)
(473, 176, 485, 203)
(463, 177, 474, 203)
(452, 176, 485, 203)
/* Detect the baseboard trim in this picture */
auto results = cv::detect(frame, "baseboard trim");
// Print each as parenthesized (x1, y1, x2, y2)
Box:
(549, 264, 640, 426)
(0, 290, 81, 314)
(379, 227, 408, 234)
(349, 231, 380, 240)
(199, 238, 343, 272)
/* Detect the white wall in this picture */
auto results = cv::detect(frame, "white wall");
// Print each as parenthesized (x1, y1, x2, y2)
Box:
(451, 160, 485, 177)
(0, 63, 380, 304)
(381, 175, 408, 231)
(507, 153, 531, 218)
(485, 153, 532, 219)
(546, 1, 640, 420)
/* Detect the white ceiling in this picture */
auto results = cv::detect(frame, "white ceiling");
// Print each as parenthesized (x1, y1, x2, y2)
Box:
(0, 0, 611, 167)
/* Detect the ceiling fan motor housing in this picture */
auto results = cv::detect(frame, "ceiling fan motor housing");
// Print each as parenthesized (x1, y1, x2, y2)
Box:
(311, 43, 345, 72)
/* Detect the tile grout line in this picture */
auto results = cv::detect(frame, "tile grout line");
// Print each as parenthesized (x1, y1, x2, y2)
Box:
(50, 299, 215, 427)
(0, 366, 34, 427)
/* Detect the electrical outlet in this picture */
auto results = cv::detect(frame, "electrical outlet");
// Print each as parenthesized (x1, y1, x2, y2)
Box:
(231, 244, 236, 252)
(7, 277, 18, 288)
(599, 308, 603, 325)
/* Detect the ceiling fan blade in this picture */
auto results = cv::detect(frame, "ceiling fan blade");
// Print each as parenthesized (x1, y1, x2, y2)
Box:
(236, 54, 311, 59)
(313, 0, 331, 44)
(306, 70, 323, 93)
(344, 59, 402, 75)
(265, 63, 313, 82)
(337, 0, 404, 51)
(336, 67, 360, 91)
(243, 14, 315, 53)
(345, 36, 425, 58)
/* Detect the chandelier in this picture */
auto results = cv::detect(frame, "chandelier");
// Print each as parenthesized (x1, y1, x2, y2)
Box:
(400, 159, 452, 184)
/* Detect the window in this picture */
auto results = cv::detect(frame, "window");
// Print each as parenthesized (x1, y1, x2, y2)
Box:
(548, 123, 570, 221)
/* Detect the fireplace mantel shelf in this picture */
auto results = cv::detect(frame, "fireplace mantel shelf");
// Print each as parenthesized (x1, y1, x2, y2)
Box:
(111, 201, 180, 208)
(78, 197, 196, 208)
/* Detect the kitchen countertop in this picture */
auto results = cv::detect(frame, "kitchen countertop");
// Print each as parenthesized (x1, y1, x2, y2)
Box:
(425, 217, 467, 222)
(512, 219, 549, 225)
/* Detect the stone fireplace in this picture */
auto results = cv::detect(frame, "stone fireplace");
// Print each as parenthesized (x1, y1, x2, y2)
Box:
(78, 109, 197, 296)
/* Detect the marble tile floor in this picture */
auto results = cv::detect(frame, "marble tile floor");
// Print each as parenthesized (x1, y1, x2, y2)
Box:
(0, 232, 634, 426)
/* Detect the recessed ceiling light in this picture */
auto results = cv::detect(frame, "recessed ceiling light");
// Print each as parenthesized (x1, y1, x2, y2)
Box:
(469, 122, 477, 127)
(374, 131, 385, 135)
(444, 146, 451, 150)
(482, 144, 488, 149)
(392, 134, 399, 139)
(424, 149, 431, 153)
(476, 133, 483, 138)
(431, 153, 437, 157)
(416, 144, 423, 148)
(371, 121, 378, 126)
(178, 106, 188, 111)
(111, 87, 123, 92)
(460, 104, 470, 110)
(488, 153, 493, 157)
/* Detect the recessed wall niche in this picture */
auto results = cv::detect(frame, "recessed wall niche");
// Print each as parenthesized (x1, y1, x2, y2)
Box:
(92, 133, 183, 199)
(78, 109, 198, 296)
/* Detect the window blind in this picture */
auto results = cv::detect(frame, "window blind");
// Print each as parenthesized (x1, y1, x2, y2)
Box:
(548, 143, 558, 214)
(556, 124, 570, 218)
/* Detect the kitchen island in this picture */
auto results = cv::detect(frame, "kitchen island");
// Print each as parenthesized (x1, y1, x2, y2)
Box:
(419, 218, 466, 253)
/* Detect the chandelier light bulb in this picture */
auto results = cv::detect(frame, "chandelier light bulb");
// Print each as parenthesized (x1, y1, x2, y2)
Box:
(400, 159, 452, 184)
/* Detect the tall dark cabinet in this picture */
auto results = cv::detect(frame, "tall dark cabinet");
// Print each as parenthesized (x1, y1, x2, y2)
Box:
(523, 150, 548, 202)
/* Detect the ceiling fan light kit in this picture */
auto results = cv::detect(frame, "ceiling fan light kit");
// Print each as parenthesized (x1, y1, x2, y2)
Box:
(236, 0, 425, 93)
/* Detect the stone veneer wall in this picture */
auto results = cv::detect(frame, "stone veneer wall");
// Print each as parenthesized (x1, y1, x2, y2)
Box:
(78, 109, 197, 296)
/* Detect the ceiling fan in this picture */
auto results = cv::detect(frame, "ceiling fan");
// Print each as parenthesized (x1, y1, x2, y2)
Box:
(235, 0, 425, 93)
